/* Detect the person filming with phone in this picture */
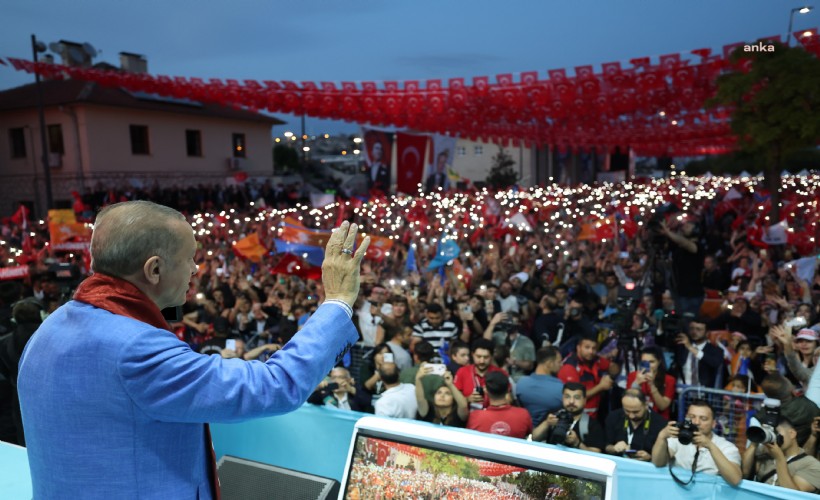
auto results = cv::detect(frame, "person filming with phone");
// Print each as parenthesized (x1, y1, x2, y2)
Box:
(18, 201, 369, 499)
(454, 339, 508, 410)
(415, 362, 469, 427)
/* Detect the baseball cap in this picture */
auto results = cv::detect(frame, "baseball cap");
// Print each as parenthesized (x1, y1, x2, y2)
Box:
(796, 329, 818, 342)
(511, 271, 529, 284)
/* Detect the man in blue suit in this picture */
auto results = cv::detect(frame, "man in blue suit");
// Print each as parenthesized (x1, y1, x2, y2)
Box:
(18, 201, 370, 499)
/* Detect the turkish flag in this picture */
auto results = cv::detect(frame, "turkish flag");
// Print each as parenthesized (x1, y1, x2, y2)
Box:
(363, 235, 393, 262)
(396, 132, 428, 194)
(271, 253, 322, 280)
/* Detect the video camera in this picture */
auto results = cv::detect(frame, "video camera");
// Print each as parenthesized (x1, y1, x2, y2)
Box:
(748, 398, 783, 446)
(46, 263, 82, 303)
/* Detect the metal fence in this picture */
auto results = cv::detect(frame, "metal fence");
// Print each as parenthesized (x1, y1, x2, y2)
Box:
(346, 342, 371, 381)
(677, 386, 766, 453)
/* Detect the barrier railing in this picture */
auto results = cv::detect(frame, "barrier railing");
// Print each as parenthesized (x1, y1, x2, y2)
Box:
(677, 385, 766, 453)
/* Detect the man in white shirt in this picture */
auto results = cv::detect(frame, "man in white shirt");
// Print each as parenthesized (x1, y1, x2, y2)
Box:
(385, 324, 413, 371)
(497, 281, 520, 313)
(651, 399, 742, 486)
(356, 286, 390, 347)
(374, 362, 417, 419)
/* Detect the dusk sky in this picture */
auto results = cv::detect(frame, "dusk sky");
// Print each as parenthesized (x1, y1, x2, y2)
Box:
(1, 1, 814, 135)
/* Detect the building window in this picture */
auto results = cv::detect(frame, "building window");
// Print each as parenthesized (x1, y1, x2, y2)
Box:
(130, 125, 150, 155)
(232, 133, 246, 158)
(456, 146, 466, 157)
(47, 124, 64, 154)
(9, 128, 26, 158)
(474, 145, 483, 156)
(186, 129, 202, 157)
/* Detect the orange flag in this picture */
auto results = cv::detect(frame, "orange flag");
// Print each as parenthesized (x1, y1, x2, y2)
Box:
(279, 225, 331, 247)
(233, 234, 267, 263)
(49, 222, 92, 250)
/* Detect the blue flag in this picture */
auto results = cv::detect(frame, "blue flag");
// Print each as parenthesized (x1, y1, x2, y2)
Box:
(273, 239, 324, 267)
(427, 239, 460, 271)
(406, 244, 418, 274)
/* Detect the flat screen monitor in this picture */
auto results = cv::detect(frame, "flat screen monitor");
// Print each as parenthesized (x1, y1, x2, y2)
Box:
(339, 416, 616, 499)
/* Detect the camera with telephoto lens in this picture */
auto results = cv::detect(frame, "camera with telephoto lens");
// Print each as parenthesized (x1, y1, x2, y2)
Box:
(548, 409, 576, 446)
(748, 398, 783, 446)
(676, 419, 698, 445)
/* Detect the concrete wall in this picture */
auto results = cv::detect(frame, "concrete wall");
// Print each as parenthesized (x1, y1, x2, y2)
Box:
(0, 103, 274, 215)
(451, 138, 534, 187)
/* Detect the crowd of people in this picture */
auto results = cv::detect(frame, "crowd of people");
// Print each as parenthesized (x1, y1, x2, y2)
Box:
(3, 173, 820, 493)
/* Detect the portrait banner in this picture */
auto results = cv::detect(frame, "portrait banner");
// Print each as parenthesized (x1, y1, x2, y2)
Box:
(362, 128, 394, 193)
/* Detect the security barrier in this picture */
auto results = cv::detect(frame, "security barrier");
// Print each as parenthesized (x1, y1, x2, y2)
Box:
(677, 385, 766, 453)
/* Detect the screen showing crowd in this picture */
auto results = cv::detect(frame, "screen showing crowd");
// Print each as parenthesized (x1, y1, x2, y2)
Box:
(344, 436, 605, 500)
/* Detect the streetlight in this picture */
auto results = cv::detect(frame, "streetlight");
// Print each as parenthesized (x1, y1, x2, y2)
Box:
(788, 6, 814, 46)
(31, 34, 54, 212)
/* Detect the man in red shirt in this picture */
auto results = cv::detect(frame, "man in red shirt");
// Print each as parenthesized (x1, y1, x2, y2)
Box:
(454, 339, 508, 410)
(467, 372, 532, 439)
(557, 334, 612, 420)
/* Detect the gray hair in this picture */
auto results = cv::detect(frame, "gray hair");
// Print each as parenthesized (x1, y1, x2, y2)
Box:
(90, 200, 188, 278)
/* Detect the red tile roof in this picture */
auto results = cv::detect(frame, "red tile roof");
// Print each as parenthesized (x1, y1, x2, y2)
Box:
(0, 79, 284, 125)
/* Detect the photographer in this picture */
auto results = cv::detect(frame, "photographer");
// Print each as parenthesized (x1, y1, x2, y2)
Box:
(742, 415, 820, 492)
(672, 316, 724, 389)
(532, 382, 606, 452)
(484, 311, 535, 382)
(651, 400, 742, 486)
(660, 216, 705, 317)
(604, 389, 667, 462)
(308, 367, 367, 412)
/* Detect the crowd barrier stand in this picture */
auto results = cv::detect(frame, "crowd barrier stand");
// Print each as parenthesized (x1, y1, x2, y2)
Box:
(0, 403, 813, 499)
(210, 404, 814, 499)
(677, 385, 766, 453)
(2, 399, 814, 499)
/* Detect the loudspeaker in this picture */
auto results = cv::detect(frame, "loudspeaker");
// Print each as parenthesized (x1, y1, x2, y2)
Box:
(217, 456, 340, 500)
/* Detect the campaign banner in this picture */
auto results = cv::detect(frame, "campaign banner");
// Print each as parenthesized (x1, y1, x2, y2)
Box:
(53, 242, 91, 251)
(48, 209, 76, 224)
(0, 265, 29, 281)
(49, 222, 92, 249)
(425, 134, 456, 191)
(362, 128, 394, 193)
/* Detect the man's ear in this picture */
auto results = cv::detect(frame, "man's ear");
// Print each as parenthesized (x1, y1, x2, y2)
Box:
(143, 256, 161, 285)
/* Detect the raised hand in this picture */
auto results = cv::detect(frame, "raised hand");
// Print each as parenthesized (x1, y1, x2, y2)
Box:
(322, 221, 370, 307)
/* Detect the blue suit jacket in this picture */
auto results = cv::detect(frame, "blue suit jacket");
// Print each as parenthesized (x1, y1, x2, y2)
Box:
(18, 301, 357, 499)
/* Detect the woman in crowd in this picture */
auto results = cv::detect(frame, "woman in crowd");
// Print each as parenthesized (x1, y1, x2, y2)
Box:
(414, 363, 468, 427)
(626, 346, 676, 420)
(375, 295, 414, 345)
(359, 342, 394, 411)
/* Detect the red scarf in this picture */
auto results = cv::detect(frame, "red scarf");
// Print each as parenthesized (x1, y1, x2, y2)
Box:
(73, 273, 221, 499)
(73, 273, 169, 331)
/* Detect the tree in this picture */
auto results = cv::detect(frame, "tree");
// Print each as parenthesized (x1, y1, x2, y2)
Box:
(273, 144, 300, 173)
(485, 147, 519, 189)
(708, 42, 820, 221)
(419, 451, 474, 493)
